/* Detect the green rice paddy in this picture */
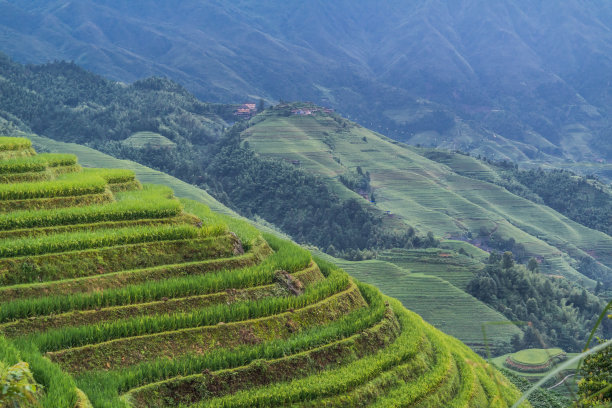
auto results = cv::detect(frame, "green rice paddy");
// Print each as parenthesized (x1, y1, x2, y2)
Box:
(0, 136, 528, 407)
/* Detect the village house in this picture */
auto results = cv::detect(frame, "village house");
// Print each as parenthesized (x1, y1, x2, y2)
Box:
(234, 103, 258, 118)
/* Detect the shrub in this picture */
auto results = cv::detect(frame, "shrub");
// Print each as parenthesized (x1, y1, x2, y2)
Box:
(0, 361, 40, 407)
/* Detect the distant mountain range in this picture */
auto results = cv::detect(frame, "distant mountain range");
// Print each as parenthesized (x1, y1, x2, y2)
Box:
(1, 0, 611, 169)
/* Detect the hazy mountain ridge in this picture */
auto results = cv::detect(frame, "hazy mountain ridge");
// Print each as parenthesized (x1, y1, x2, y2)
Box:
(1, 0, 611, 165)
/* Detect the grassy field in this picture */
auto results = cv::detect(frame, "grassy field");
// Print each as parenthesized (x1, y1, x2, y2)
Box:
(377, 247, 485, 290)
(243, 108, 612, 286)
(0, 136, 528, 408)
(508, 348, 566, 366)
(121, 132, 177, 149)
(314, 250, 522, 355)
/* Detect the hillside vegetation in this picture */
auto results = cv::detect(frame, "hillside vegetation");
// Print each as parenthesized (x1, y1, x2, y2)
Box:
(0, 136, 528, 407)
(423, 151, 612, 238)
(421, 150, 612, 289)
(467, 253, 611, 352)
(314, 251, 522, 355)
(23, 130, 524, 356)
(242, 104, 612, 289)
(0, 55, 430, 254)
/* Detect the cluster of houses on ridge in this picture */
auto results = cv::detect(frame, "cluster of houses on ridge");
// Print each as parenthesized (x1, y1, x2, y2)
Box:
(234, 102, 335, 119)
(291, 107, 334, 115)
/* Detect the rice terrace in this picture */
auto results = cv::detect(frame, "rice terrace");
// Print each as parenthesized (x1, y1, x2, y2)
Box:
(1, 2, 612, 406)
(0, 136, 530, 406)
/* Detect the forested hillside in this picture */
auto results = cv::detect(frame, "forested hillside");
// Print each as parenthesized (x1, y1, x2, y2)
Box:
(0, 54, 425, 253)
(467, 252, 611, 351)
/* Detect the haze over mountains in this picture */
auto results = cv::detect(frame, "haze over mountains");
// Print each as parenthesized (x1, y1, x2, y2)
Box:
(1, 3, 611, 404)
(1, 0, 612, 168)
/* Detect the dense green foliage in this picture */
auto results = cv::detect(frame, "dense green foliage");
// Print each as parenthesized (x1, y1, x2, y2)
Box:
(0, 155, 47, 174)
(514, 169, 611, 235)
(0, 223, 223, 258)
(467, 253, 611, 352)
(0, 137, 31, 151)
(0, 174, 107, 200)
(25, 269, 349, 353)
(82, 168, 136, 184)
(0, 360, 40, 407)
(0, 186, 180, 230)
(0, 55, 232, 148)
(338, 166, 372, 198)
(576, 337, 612, 407)
(76, 283, 386, 407)
(36, 153, 78, 168)
(0, 242, 301, 323)
(488, 164, 612, 237)
(206, 143, 423, 251)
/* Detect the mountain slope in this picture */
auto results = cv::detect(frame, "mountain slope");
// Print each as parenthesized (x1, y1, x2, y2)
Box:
(0, 135, 528, 407)
(16, 127, 518, 354)
(1, 0, 612, 165)
(0, 55, 423, 254)
(242, 104, 612, 287)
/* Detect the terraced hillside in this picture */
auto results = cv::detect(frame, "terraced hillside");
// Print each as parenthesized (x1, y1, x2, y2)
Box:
(26, 130, 522, 354)
(0, 136, 528, 407)
(314, 251, 522, 355)
(242, 104, 612, 286)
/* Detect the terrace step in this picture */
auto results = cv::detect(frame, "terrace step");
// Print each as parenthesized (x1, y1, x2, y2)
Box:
(47, 282, 365, 373)
(0, 239, 270, 303)
(0, 264, 324, 336)
(0, 148, 36, 160)
(126, 304, 400, 407)
(194, 300, 428, 408)
(0, 170, 52, 184)
(0, 213, 200, 239)
(0, 234, 238, 286)
(0, 189, 115, 212)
